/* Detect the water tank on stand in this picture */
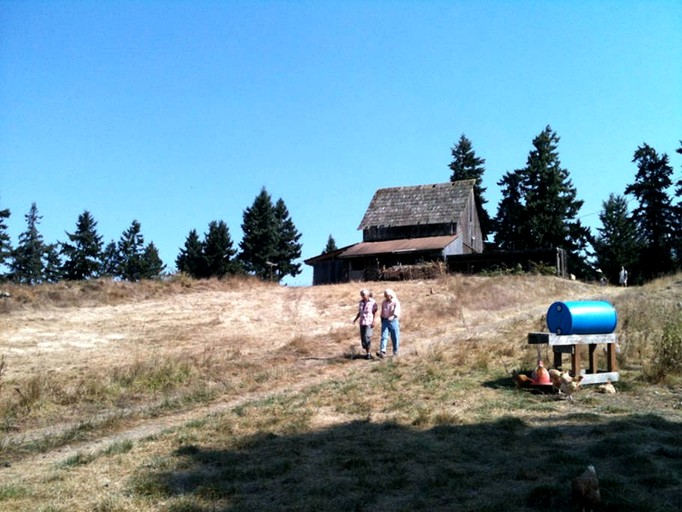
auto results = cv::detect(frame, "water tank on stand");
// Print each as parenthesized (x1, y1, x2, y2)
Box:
(546, 301, 617, 335)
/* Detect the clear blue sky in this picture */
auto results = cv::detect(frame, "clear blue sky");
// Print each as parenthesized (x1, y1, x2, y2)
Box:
(1, 1, 681, 285)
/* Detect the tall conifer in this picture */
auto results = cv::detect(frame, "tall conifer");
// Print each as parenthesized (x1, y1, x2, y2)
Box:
(592, 194, 641, 284)
(10, 203, 45, 284)
(117, 220, 146, 281)
(449, 135, 492, 238)
(0, 199, 11, 279)
(625, 143, 676, 279)
(204, 220, 237, 277)
(239, 188, 279, 280)
(176, 229, 207, 278)
(273, 198, 302, 280)
(60, 210, 103, 280)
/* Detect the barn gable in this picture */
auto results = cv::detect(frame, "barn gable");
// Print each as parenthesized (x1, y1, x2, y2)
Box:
(358, 180, 476, 242)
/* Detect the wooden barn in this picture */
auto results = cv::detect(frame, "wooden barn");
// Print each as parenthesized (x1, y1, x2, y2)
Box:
(305, 180, 483, 285)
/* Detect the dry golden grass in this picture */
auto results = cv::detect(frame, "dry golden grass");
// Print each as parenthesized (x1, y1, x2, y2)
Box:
(0, 273, 681, 511)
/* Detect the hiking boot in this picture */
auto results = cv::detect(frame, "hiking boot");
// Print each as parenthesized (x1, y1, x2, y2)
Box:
(376, 351, 385, 359)
(365, 353, 373, 360)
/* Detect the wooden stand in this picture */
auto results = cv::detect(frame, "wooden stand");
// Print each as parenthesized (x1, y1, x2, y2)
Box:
(527, 332, 618, 385)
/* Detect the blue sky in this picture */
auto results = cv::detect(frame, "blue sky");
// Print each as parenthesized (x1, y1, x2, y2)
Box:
(1, 1, 681, 285)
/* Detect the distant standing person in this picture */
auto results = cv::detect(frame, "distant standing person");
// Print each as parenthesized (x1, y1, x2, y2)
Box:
(352, 289, 377, 359)
(619, 266, 628, 287)
(377, 288, 401, 358)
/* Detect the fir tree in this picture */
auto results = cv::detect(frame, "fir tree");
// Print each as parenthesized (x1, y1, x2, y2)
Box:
(239, 187, 279, 280)
(0, 199, 11, 280)
(140, 242, 165, 279)
(10, 203, 45, 284)
(592, 194, 641, 285)
(625, 143, 676, 280)
(117, 220, 146, 281)
(101, 241, 120, 278)
(493, 170, 527, 251)
(43, 243, 63, 283)
(176, 229, 207, 278)
(323, 234, 338, 254)
(203, 220, 237, 277)
(273, 198, 302, 280)
(449, 134, 492, 238)
(492, 127, 590, 276)
(60, 210, 103, 280)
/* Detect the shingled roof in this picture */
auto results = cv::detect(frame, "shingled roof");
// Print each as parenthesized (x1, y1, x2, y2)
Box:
(357, 179, 476, 230)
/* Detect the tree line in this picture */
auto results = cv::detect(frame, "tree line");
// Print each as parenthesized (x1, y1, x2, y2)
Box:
(4, 126, 681, 286)
(0, 187, 302, 284)
(446, 126, 682, 285)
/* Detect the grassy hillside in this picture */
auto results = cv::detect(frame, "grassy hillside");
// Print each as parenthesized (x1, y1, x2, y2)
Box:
(0, 274, 681, 511)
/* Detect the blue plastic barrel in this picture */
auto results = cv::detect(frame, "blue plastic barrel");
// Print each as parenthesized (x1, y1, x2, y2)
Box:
(546, 301, 617, 335)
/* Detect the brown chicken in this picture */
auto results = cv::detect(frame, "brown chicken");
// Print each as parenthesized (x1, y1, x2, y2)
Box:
(511, 370, 533, 388)
(572, 465, 601, 511)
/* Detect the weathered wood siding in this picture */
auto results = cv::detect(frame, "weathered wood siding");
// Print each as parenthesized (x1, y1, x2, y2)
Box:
(458, 187, 483, 254)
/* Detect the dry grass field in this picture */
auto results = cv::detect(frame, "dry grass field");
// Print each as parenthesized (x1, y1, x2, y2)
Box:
(0, 273, 681, 511)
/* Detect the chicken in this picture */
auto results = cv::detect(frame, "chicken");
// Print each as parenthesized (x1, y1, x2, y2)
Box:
(559, 371, 583, 401)
(572, 465, 601, 511)
(511, 370, 533, 388)
(598, 380, 616, 394)
(548, 368, 562, 389)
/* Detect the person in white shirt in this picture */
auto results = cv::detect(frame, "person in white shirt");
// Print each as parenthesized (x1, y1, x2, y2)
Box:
(377, 288, 401, 358)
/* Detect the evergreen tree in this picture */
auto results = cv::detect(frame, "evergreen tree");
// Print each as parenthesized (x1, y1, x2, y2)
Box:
(273, 198, 302, 281)
(523, 127, 589, 251)
(176, 229, 207, 278)
(60, 210, 103, 280)
(43, 243, 63, 283)
(492, 127, 590, 276)
(117, 220, 146, 281)
(239, 188, 279, 280)
(101, 240, 120, 278)
(203, 220, 237, 277)
(625, 143, 676, 280)
(592, 194, 641, 285)
(323, 234, 338, 254)
(673, 141, 682, 268)
(449, 134, 492, 238)
(140, 242, 165, 279)
(10, 203, 45, 284)
(493, 170, 527, 251)
(0, 199, 11, 279)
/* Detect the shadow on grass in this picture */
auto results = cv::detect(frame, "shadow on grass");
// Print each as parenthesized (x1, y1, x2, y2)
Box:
(129, 414, 682, 512)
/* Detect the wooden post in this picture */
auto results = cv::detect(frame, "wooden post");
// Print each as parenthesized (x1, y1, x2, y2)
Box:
(588, 344, 598, 374)
(553, 350, 563, 370)
(571, 345, 580, 378)
(607, 343, 618, 372)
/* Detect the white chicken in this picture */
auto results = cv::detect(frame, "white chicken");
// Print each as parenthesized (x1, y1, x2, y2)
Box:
(548, 368, 562, 390)
(598, 379, 616, 394)
(559, 371, 583, 401)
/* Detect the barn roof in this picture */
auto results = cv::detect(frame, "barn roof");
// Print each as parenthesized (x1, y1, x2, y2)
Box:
(357, 179, 476, 230)
(339, 235, 457, 258)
